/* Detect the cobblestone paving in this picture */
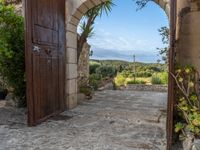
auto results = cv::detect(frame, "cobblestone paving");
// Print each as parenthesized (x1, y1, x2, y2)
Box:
(0, 90, 167, 150)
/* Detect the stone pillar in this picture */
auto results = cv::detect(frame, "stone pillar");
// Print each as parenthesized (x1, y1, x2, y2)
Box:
(176, 0, 200, 72)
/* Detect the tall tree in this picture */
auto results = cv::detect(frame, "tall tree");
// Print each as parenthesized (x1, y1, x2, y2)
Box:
(77, 0, 115, 62)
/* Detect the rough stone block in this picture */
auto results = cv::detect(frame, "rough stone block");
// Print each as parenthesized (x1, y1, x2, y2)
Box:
(67, 93, 77, 109)
(66, 64, 77, 79)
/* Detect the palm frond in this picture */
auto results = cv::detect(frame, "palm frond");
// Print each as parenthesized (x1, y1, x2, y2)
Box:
(85, 0, 115, 18)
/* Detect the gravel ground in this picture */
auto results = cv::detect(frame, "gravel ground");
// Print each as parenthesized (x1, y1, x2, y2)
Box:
(0, 90, 167, 150)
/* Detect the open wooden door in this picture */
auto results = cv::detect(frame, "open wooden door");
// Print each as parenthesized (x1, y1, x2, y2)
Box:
(167, 0, 177, 149)
(25, 0, 66, 126)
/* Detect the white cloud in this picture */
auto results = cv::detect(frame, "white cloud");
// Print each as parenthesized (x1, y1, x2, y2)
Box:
(88, 28, 161, 54)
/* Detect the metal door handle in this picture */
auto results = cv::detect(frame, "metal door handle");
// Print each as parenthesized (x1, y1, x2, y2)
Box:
(33, 45, 41, 53)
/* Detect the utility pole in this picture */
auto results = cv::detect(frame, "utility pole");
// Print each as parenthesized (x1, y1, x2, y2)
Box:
(133, 54, 136, 82)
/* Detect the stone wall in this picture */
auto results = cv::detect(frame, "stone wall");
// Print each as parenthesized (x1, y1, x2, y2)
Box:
(120, 85, 168, 92)
(77, 42, 90, 91)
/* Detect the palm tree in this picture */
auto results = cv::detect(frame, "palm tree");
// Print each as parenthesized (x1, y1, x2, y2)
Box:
(77, 0, 115, 61)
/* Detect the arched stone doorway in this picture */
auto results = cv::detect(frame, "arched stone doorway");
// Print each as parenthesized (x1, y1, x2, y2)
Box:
(26, 0, 176, 149)
(65, 0, 170, 109)
(65, 0, 174, 149)
(23, 0, 200, 149)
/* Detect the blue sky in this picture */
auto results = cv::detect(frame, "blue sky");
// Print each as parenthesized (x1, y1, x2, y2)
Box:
(81, 0, 169, 63)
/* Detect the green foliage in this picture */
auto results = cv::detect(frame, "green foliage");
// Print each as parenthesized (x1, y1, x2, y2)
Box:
(151, 75, 162, 85)
(157, 26, 169, 63)
(114, 74, 126, 87)
(151, 72, 168, 85)
(90, 60, 168, 88)
(96, 65, 116, 78)
(89, 74, 101, 90)
(172, 65, 200, 137)
(79, 0, 115, 38)
(175, 122, 185, 133)
(159, 72, 168, 85)
(120, 70, 132, 78)
(78, 1, 114, 61)
(0, 1, 25, 107)
(89, 61, 101, 74)
(136, 71, 152, 78)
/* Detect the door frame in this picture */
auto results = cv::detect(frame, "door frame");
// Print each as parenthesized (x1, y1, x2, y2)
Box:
(167, 0, 177, 149)
(25, 0, 34, 126)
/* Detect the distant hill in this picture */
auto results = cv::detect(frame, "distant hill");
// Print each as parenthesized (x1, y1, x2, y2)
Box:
(90, 59, 166, 66)
(90, 59, 168, 73)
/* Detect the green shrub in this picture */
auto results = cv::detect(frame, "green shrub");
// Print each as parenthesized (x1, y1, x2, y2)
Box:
(0, 1, 25, 107)
(136, 71, 152, 78)
(95, 65, 116, 78)
(120, 70, 132, 78)
(89, 74, 101, 90)
(159, 72, 168, 85)
(126, 79, 146, 85)
(114, 74, 126, 87)
(89, 61, 101, 74)
(151, 72, 168, 85)
(151, 75, 162, 85)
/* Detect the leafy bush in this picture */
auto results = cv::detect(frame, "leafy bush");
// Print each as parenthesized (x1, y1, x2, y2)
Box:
(151, 75, 162, 85)
(0, 1, 25, 107)
(114, 74, 126, 87)
(95, 65, 116, 78)
(89, 61, 101, 74)
(151, 72, 168, 85)
(120, 70, 132, 78)
(89, 74, 101, 90)
(136, 71, 152, 78)
(159, 72, 168, 85)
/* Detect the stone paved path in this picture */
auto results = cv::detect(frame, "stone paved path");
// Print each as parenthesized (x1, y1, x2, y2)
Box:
(0, 90, 167, 150)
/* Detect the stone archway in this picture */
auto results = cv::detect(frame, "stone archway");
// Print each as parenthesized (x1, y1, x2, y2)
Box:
(64, 0, 171, 109)
(64, 1, 174, 149)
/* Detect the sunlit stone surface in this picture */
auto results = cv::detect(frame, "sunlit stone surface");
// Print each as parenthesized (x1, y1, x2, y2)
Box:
(0, 90, 167, 150)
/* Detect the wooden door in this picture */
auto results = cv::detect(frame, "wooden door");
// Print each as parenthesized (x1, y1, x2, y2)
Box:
(167, 0, 177, 149)
(25, 0, 66, 126)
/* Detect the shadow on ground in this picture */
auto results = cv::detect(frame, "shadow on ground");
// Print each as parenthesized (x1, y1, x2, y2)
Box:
(0, 90, 167, 150)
